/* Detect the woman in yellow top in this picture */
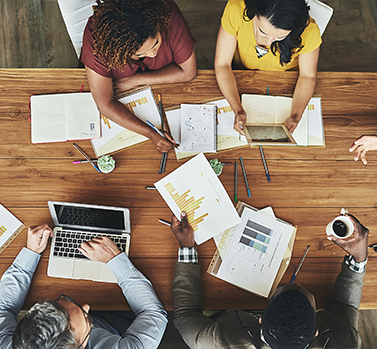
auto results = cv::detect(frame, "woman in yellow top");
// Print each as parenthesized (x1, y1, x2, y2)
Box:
(215, 0, 322, 133)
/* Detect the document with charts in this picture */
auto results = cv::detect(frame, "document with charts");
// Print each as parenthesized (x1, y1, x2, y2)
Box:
(154, 153, 241, 245)
(213, 206, 295, 297)
(165, 98, 247, 160)
(0, 204, 25, 254)
(180, 104, 217, 153)
(91, 86, 161, 157)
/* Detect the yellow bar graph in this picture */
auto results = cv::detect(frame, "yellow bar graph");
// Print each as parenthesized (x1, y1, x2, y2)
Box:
(164, 182, 208, 231)
(0, 225, 6, 237)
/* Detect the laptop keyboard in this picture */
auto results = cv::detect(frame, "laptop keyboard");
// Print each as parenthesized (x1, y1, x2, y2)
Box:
(53, 229, 128, 259)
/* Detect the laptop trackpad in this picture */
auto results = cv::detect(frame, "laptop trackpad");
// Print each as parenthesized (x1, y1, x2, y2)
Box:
(73, 260, 101, 280)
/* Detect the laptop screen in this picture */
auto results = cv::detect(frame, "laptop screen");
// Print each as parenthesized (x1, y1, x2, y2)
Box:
(51, 203, 126, 230)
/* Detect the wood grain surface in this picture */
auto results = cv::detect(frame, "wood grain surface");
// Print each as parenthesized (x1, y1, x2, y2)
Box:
(1, 69, 377, 310)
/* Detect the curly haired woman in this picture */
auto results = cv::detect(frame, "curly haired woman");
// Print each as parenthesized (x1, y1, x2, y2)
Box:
(81, 0, 197, 152)
(215, 0, 321, 134)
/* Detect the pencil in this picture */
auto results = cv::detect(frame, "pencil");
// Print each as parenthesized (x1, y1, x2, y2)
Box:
(259, 146, 271, 182)
(156, 98, 168, 174)
(239, 157, 251, 197)
(160, 152, 167, 174)
(158, 94, 164, 130)
(290, 245, 310, 283)
(158, 219, 171, 227)
(73, 143, 101, 173)
(73, 159, 98, 164)
(145, 186, 157, 190)
(234, 161, 238, 203)
(221, 162, 233, 166)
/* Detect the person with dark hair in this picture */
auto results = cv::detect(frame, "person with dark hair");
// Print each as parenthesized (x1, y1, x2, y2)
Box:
(214, 0, 322, 134)
(81, 0, 197, 153)
(171, 211, 368, 348)
(0, 224, 167, 349)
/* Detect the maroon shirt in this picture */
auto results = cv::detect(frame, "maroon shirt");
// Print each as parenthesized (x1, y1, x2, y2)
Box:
(81, 0, 196, 79)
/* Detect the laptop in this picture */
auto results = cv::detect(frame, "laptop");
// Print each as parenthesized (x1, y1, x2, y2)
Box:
(47, 201, 131, 283)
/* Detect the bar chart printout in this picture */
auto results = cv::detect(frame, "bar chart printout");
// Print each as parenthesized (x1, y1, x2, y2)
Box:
(239, 220, 272, 253)
(164, 183, 208, 231)
(154, 153, 241, 245)
(215, 206, 294, 297)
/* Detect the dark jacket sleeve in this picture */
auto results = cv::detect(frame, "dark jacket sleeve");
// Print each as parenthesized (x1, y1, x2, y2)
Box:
(173, 262, 222, 349)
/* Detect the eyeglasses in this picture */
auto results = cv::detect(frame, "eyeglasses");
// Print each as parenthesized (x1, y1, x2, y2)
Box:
(259, 328, 309, 349)
(54, 294, 93, 349)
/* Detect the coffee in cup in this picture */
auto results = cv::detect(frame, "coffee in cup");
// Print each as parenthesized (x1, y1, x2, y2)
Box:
(326, 215, 353, 239)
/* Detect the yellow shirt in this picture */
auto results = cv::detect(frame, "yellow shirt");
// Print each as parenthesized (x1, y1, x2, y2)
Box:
(221, 0, 322, 71)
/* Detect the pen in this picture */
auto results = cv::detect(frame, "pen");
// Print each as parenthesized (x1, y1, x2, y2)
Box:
(157, 95, 167, 173)
(158, 219, 171, 227)
(259, 145, 270, 182)
(145, 186, 157, 190)
(146, 120, 168, 174)
(73, 143, 101, 173)
(239, 157, 251, 197)
(221, 162, 233, 166)
(290, 245, 310, 283)
(234, 161, 238, 203)
(160, 152, 168, 174)
(158, 94, 164, 130)
(146, 120, 166, 139)
(73, 159, 98, 164)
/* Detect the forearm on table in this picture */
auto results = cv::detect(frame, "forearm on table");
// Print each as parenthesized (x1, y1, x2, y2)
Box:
(290, 74, 316, 121)
(214, 63, 244, 115)
(0, 248, 40, 346)
(133, 63, 196, 87)
(108, 253, 167, 322)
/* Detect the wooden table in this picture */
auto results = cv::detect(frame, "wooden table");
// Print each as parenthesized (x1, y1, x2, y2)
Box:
(1, 69, 377, 311)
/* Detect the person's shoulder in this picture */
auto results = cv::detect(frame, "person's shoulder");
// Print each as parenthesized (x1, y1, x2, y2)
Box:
(227, 0, 246, 11)
(302, 17, 321, 41)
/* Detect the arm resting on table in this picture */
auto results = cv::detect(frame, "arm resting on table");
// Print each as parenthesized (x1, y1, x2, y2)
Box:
(0, 248, 41, 349)
(102, 253, 168, 349)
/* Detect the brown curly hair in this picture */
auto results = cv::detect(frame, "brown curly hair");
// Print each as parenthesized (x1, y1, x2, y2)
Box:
(91, 0, 171, 70)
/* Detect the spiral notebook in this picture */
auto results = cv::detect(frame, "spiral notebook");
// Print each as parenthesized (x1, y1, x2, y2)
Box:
(180, 104, 217, 153)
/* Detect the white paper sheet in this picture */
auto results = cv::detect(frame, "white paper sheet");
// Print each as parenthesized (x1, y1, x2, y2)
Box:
(154, 153, 241, 244)
(215, 206, 294, 297)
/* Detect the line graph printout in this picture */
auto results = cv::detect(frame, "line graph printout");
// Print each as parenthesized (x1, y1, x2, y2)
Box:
(216, 206, 294, 297)
(154, 153, 241, 244)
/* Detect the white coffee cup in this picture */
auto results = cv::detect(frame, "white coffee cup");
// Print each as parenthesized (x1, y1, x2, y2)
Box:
(326, 215, 354, 239)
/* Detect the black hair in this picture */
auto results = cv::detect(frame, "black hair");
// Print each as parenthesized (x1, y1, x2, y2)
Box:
(243, 0, 310, 66)
(261, 289, 316, 349)
(92, 0, 171, 69)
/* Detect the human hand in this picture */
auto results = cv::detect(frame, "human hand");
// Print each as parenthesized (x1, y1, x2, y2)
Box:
(233, 110, 247, 135)
(170, 212, 195, 248)
(113, 75, 139, 94)
(284, 115, 300, 133)
(349, 135, 377, 165)
(78, 236, 121, 263)
(26, 224, 53, 254)
(327, 214, 369, 263)
(151, 132, 178, 153)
